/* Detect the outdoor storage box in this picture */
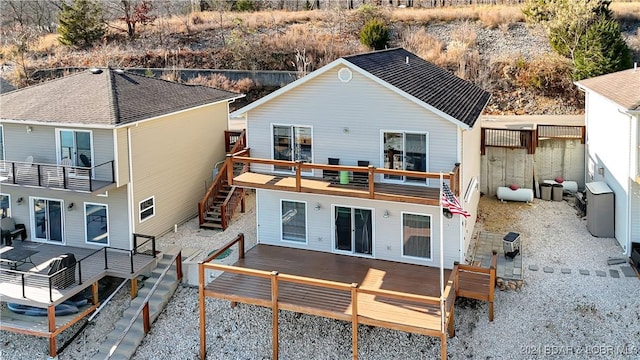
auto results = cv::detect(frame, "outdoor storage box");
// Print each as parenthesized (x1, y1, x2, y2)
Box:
(585, 182, 614, 238)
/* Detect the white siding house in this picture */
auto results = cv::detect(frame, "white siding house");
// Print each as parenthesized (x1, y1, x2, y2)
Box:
(575, 68, 640, 256)
(231, 48, 490, 269)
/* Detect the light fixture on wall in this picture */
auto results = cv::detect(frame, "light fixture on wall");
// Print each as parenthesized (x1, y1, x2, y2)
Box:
(443, 208, 453, 219)
(67, 202, 75, 210)
(314, 202, 321, 211)
(26, 126, 32, 133)
(383, 210, 390, 218)
(16, 197, 24, 205)
(343, 127, 349, 133)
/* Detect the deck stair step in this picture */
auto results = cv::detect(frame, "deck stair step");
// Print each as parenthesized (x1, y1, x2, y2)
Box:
(200, 182, 233, 230)
(91, 252, 180, 360)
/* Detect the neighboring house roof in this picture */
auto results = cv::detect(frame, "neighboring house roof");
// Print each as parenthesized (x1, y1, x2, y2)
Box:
(232, 48, 491, 129)
(0, 68, 243, 126)
(575, 68, 640, 112)
(0, 78, 16, 94)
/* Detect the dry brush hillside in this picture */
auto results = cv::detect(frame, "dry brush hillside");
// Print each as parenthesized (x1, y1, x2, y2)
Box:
(2, 3, 640, 114)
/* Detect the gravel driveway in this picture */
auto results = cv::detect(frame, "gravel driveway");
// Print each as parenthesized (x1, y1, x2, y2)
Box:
(2, 194, 639, 359)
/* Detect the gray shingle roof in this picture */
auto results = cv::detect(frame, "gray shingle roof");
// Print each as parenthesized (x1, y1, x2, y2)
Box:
(0, 78, 16, 94)
(0, 68, 241, 126)
(343, 48, 491, 127)
(575, 68, 640, 111)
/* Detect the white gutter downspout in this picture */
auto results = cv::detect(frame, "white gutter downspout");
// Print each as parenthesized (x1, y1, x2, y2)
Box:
(127, 126, 135, 250)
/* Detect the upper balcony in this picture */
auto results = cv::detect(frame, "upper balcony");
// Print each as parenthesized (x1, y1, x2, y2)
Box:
(225, 149, 460, 206)
(0, 159, 116, 193)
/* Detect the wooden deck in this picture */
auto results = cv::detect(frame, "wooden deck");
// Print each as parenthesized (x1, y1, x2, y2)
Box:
(233, 171, 441, 205)
(224, 153, 461, 206)
(206, 245, 452, 331)
(0, 241, 157, 307)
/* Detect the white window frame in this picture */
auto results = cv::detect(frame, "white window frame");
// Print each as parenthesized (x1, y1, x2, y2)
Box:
(84, 202, 109, 246)
(0, 193, 10, 219)
(29, 196, 65, 244)
(0, 124, 4, 161)
(139, 196, 155, 223)
(380, 130, 429, 186)
(400, 211, 433, 261)
(280, 199, 308, 244)
(271, 124, 314, 175)
(55, 128, 95, 178)
(332, 204, 375, 258)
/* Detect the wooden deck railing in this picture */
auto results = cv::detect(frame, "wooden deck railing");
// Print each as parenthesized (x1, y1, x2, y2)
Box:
(199, 234, 457, 360)
(198, 130, 248, 229)
(453, 250, 497, 321)
(105, 251, 183, 360)
(0, 160, 115, 192)
(226, 153, 461, 198)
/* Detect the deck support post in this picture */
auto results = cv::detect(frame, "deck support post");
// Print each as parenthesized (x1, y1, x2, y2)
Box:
(143, 303, 150, 333)
(440, 334, 447, 360)
(350, 283, 359, 360)
(48, 305, 57, 358)
(92, 281, 99, 305)
(271, 271, 279, 359)
(489, 250, 497, 322)
(199, 262, 206, 360)
(448, 306, 455, 337)
(131, 277, 138, 299)
(230, 301, 237, 308)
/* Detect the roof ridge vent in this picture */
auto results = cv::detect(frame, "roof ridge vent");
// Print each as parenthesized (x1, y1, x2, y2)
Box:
(405, 56, 409, 65)
(89, 68, 103, 74)
(114, 68, 125, 74)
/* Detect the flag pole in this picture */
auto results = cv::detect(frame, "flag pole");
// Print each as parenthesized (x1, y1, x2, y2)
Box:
(439, 172, 445, 334)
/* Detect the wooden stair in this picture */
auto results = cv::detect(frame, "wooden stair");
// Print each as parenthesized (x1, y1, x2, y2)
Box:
(200, 182, 231, 230)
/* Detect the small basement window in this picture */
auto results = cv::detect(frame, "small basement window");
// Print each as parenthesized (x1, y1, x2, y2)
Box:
(139, 196, 155, 222)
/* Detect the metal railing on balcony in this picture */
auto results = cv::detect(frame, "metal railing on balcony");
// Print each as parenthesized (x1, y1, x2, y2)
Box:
(0, 160, 115, 192)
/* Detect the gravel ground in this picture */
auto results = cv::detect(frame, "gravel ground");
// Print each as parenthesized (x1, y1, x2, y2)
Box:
(2, 193, 639, 359)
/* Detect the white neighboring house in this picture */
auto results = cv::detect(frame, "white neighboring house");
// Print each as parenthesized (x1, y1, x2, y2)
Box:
(575, 68, 640, 256)
(229, 48, 491, 269)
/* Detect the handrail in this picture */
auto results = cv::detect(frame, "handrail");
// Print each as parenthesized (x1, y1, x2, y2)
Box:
(198, 130, 248, 228)
(2, 237, 157, 304)
(202, 233, 245, 263)
(227, 155, 462, 197)
(1, 159, 115, 192)
(105, 251, 183, 359)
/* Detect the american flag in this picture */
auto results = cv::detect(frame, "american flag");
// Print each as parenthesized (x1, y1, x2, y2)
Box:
(442, 182, 470, 218)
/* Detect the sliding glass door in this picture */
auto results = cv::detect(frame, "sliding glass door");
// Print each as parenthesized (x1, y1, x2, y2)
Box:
(382, 131, 427, 183)
(31, 198, 64, 243)
(334, 206, 372, 256)
(272, 125, 312, 172)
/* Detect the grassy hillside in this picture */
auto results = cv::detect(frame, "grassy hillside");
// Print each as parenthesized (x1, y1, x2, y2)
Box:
(2, 3, 639, 114)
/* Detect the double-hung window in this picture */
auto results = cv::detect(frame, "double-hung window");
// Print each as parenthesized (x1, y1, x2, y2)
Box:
(281, 200, 306, 243)
(273, 125, 312, 172)
(85, 203, 108, 245)
(401, 212, 432, 260)
(139, 196, 155, 222)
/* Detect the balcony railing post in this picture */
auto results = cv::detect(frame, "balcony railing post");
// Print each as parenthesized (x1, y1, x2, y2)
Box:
(78, 261, 83, 285)
(151, 236, 156, 258)
(49, 277, 53, 302)
(130, 251, 135, 274)
(133, 234, 138, 254)
(239, 233, 245, 259)
(89, 166, 94, 192)
(37, 165, 42, 187)
(62, 167, 67, 189)
(111, 160, 115, 183)
(11, 162, 16, 184)
(21, 273, 26, 298)
(103, 248, 108, 270)
(295, 161, 302, 192)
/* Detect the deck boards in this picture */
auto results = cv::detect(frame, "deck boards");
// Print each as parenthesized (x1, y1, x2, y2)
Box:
(205, 245, 452, 335)
(232, 171, 440, 205)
